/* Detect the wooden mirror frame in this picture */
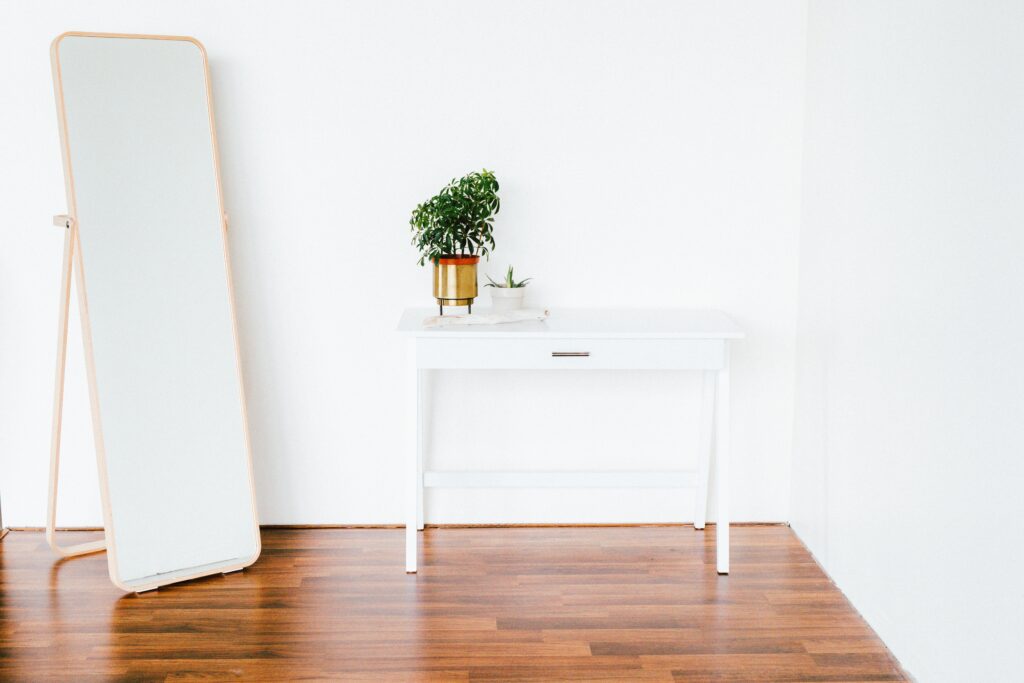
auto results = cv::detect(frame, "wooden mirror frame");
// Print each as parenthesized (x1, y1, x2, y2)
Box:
(47, 32, 260, 592)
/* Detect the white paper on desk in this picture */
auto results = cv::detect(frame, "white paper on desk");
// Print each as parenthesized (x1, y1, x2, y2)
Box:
(423, 308, 549, 328)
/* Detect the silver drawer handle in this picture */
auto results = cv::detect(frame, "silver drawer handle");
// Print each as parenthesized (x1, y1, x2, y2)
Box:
(552, 351, 590, 357)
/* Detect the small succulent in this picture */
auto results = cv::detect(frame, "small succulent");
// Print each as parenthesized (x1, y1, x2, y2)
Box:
(485, 265, 531, 288)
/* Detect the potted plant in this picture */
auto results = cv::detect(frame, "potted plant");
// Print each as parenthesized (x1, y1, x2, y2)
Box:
(409, 169, 500, 314)
(485, 266, 531, 312)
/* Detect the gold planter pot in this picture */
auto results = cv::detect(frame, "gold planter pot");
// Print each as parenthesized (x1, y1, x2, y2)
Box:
(433, 255, 479, 314)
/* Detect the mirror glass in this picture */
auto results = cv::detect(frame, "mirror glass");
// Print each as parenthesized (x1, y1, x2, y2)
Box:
(54, 35, 259, 588)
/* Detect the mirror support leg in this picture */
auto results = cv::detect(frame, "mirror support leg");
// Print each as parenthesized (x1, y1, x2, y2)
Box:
(47, 218, 106, 558)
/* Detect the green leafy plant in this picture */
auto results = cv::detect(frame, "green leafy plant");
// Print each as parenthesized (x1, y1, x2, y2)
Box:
(485, 265, 531, 288)
(409, 169, 500, 266)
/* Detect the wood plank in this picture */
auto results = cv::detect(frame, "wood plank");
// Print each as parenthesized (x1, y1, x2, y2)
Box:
(0, 526, 906, 680)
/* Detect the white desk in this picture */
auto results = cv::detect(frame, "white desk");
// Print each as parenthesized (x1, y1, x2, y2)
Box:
(397, 308, 744, 574)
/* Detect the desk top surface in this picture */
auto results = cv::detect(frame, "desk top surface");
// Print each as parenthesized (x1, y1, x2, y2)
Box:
(397, 308, 745, 339)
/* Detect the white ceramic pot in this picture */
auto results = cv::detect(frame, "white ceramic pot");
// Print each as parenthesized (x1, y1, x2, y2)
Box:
(489, 287, 526, 312)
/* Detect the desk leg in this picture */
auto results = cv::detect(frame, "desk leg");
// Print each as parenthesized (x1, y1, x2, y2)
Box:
(406, 340, 419, 573)
(417, 370, 425, 531)
(694, 371, 715, 530)
(715, 349, 731, 574)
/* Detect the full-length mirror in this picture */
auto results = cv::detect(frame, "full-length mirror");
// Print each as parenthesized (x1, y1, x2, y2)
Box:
(50, 33, 260, 591)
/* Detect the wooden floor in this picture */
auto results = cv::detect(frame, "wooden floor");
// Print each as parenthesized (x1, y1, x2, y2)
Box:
(1, 526, 905, 682)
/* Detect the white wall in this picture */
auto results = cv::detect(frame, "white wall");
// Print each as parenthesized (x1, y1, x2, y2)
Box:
(0, 1, 807, 527)
(792, 1, 1024, 680)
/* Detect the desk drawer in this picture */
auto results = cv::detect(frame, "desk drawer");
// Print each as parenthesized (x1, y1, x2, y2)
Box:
(416, 337, 725, 370)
